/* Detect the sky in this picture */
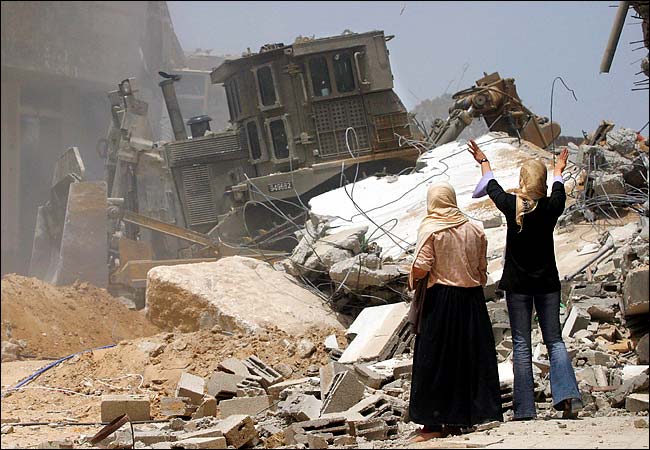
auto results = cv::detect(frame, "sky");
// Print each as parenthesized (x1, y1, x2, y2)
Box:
(167, 1, 649, 137)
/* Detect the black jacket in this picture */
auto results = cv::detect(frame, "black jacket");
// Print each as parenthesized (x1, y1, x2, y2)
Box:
(486, 179, 566, 294)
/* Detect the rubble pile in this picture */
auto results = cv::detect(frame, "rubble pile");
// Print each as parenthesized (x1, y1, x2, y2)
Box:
(0, 274, 160, 360)
(279, 221, 410, 315)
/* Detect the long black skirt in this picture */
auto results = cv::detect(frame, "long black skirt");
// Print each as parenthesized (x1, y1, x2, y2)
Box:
(409, 283, 503, 428)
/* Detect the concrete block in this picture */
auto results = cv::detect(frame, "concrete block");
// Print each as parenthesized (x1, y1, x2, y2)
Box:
(354, 364, 389, 389)
(160, 397, 197, 418)
(175, 428, 224, 441)
(134, 431, 177, 445)
(562, 306, 591, 338)
(278, 393, 322, 421)
(622, 267, 649, 316)
(171, 437, 227, 449)
(321, 371, 365, 415)
(339, 303, 409, 364)
(217, 358, 251, 377)
(345, 393, 408, 421)
(206, 372, 244, 401)
(218, 395, 271, 418)
(213, 414, 258, 449)
(101, 394, 150, 422)
(626, 393, 649, 413)
(243, 355, 283, 388)
(392, 359, 413, 379)
(268, 377, 311, 400)
(192, 395, 217, 419)
(350, 417, 397, 440)
(176, 373, 205, 406)
(319, 362, 352, 399)
(285, 417, 351, 446)
(306, 433, 329, 449)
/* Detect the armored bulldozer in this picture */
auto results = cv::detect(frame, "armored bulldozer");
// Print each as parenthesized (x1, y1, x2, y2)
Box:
(30, 30, 421, 300)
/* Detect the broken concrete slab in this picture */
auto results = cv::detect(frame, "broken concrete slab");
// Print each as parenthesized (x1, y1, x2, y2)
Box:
(321, 371, 365, 415)
(217, 358, 253, 378)
(176, 373, 205, 406)
(174, 428, 224, 441)
(354, 363, 389, 389)
(170, 436, 227, 449)
(626, 393, 649, 413)
(213, 415, 257, 449)
(191, 396, 217, 419)
(562, 306, 591, 338)
(278, 393, 322, 421)
(319, 362, 353, 399)
(324, 334, 339, 350)
(100, 394, 151, 422)
(622, 266, 649, 316)
(206, 372, 244, 401)
(392, 359, 413, 379)
(218, 395, 271, 418)
(268, 377, 312, 400)
(339, 302, 409, 364)
(134, 431, 177, 445)
(637, 334, 649, 364)
(329, 256, 402, 291)
(146, 257, 345, 334)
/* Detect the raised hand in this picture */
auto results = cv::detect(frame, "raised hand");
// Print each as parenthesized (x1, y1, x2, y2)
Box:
(467, 140, 488, 164)
(554, 148, 569, 176)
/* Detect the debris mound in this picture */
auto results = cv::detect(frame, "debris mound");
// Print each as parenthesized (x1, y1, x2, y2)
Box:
(0, 275, 160, 359)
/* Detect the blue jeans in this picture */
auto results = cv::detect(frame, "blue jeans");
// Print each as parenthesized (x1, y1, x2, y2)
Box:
(506, 291, 582, 419)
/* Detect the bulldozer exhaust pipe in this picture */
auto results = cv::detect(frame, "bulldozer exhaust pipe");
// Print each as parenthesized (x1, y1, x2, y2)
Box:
(159, 78, 188, 141)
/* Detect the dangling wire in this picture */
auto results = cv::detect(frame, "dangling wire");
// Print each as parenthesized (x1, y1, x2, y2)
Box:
(549, 76, 578, 163)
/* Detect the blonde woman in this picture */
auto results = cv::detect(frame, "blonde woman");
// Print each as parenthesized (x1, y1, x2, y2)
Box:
(468, 140, 582, 421)
(408, 182, 502, 442)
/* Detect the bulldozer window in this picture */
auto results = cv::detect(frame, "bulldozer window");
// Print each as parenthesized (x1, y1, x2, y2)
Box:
(246, 121, 263, 161)
(257, 66, 277, 106)
(269, 119, 289, 159)
(333, 52, 355, 93)
(309, 56, 332, 97)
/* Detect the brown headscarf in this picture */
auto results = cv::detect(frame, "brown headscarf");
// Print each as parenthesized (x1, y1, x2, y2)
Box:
(513, 159, 548, 230)
(408, 182, 468, 290)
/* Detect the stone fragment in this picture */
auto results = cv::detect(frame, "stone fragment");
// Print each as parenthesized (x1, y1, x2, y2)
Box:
(622, 267, 649, 316)
(213, 415, 258, 449)
(268, 377, 312, 400)
(176, 373, 205, 406)
(482, 215, 503, 229)
(192, 396, 217, 419)
(324, 335, 339, 350)
(171, 437, 227, 449)
(321, 371, 365, 415)
(206, 372, 244, 401)
(217, 358, 251, 377)
(101, 395, 151, 422)
(626, 393, 649, 413)
(298, 339, 317, 359)
(354, 364, 389, 389)
(218, 395, 271, 418)
(562, 306, 591, 338)
(134, 431, 177, 445)
(278, 393, 322, 421)
(392, 359, 413, 379)
(636, 334, 649, 365)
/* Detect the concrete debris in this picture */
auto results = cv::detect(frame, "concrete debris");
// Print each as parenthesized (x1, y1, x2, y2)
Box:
(160, 397, 198, 418)
(297, 339, 317, 359)
(243, 355, 284, 389)
(146, 257, 344, 334)
(622, 266, 649, 316)
(171, 436, 227, 449)
(285, 417, 351, 446)
(321, 371, 365, 414)
(218, 395, 271, 418)
(206, 372, 244, 401)
(278, 393, 322, 421)
(213, 414, 258, 449)
(625, 393, 649, 413)
(338, 303, 411, 364)
(101, 395, 151, 422)
(562, 306, 591, 338)
(176, 373, 206, 406)
(606, 128, 639, 155)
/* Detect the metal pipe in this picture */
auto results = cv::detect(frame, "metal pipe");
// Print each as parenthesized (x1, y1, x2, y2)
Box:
(600, 1, 631, 73)
(159, 79, 188, 141)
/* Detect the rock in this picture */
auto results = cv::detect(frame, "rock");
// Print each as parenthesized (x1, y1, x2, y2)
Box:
(606, 128, 638, 155)
(626, 393, 649, 413)
(562, 306, 591, 338)
(146, 257, 344, 334)
(274, 363, 294, 378)
(1, 340, 22, 362)
(590, 172, 627, 197)
(634, 418, 649, 428)
(482, 215, 503, 229)
(329, 256, 402, 291)
(297, 340, 316, 359)
(622, 266, 649, 316)
(1, 425, 14, 434)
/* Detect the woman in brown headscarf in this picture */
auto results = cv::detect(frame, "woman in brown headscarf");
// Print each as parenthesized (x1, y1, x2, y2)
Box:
(407, 182, 502, 442)
(468, 141, 582, 421)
